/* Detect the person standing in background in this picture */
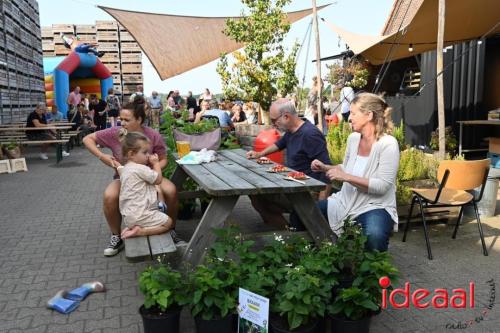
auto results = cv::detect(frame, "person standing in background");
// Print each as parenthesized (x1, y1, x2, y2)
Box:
(148, 91, 163, 128)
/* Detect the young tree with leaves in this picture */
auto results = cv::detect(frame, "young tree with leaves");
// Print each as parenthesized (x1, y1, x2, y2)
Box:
(216, 0, 299, 115)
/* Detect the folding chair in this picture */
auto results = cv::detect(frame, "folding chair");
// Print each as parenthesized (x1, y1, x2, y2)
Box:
(402, 159, 490, 259)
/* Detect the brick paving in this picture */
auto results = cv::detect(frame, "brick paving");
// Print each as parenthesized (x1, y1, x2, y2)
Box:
(0, 147, 499, 332)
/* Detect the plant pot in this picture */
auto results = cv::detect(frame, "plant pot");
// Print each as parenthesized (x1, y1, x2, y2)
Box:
(5, 147, 21, 159)
(270, 314, 321, 333)
(194, 314, 236, 333)
(139, 305, 182, 333)
(330, 315, 371, 333)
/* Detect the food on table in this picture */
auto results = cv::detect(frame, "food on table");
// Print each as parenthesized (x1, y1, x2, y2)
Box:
(287, 171, 308, 180)
(268, 164, 289, 173)
(256, 157, 273, 164)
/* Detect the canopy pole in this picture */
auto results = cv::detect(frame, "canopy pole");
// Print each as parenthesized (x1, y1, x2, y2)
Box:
(312, 0, 323, 133)
(437, 0, 446, 159)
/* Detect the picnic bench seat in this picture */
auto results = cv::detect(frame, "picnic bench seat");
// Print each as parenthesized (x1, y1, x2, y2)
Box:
(123, 232, 178, 262)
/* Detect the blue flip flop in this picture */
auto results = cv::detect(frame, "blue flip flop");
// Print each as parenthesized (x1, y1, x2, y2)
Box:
(47, 290, 79, 314)
(66, 281, 105, 301)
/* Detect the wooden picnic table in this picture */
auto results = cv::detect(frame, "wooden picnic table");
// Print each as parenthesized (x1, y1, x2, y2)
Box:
(170, 148, 334, 267)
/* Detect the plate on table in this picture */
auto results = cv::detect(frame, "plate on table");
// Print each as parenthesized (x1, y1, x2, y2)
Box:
(286, 171, 309, 180)
(267, 165, 289, 173)
(256, 157, 273, 164)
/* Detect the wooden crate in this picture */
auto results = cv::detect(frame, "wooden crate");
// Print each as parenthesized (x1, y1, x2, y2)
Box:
(96, 20, 117, 30)
(113, 83, 122, 92)
(98, 42, 119, 52)
(52, 24, 74, 34)
(100, 52, 119, 63)
(75, 25, 96, 34)
(121, 63, 142, 74)
(104, 63, 120, 73)
(120, 42, 141, 52)
(120, 52, 141, 63)
(122, 74, 143, 84)
(119, 31, 135, 42)
(78, 35, 97, 43)
(4, 16, 16, 35)
(112, 74, 121, 84)
(122, 84, 138, 94)
(97, 31, 118, 41)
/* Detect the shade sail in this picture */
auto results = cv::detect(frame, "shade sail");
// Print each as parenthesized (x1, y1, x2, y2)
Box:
(99, 5, 329, 80)
(323, 0, 500, 65)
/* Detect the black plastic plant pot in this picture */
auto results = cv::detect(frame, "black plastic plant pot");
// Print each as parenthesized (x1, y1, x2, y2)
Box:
(270, 314, 321, 333)
(194, 314, 236, 333)
(139, 305, 182, 333)
(330, 315, 371, 333)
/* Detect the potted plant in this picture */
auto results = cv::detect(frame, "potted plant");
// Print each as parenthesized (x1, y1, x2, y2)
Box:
(138, 264, 190, 333)
(429, 126, 458, 157)
(4, 141, 21, 159)
(188, 258, 239, 333)
(328, 220, 398, 333)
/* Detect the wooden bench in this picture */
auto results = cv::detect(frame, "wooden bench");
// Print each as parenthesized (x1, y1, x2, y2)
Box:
(123, 232, 178, 262)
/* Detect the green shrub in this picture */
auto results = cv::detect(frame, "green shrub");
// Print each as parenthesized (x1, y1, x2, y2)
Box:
(326, 122, 351, 165)
(429, 126, 458, 155)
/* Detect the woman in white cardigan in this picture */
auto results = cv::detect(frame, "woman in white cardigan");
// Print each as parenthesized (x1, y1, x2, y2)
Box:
(311, 93, 400, 251)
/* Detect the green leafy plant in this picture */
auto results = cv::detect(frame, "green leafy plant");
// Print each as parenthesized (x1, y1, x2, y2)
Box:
(5, 141, 18, 151)
(326, 122, 352, 165)
(392, 120, 406, 151)
(429, 126, 458, 155)
(329, 220, 398, 320)
(139, 265, 190, 312)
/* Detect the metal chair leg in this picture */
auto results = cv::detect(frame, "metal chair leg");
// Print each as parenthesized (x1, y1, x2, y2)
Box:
(417, 197, 433, 260)
(452, 205, 465, 239)
(473, 201, 488, 256)
(403, 195, 417, 242)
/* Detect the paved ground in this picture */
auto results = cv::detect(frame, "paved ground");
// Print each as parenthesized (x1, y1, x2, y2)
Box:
(0, 146, 499, 333)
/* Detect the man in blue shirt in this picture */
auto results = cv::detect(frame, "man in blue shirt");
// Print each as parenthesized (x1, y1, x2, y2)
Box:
(246, 98, 331, 230)
(45, 105, 64, 123)
(195, 100, 233, 129)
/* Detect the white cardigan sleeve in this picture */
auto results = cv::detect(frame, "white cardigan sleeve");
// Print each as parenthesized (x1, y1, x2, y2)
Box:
(367, 137, 400, 195)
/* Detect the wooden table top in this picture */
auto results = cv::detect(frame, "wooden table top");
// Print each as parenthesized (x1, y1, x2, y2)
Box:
(0, 126, 73, 131)
(177, 148, 327, 196)
(457, 120, 500, 125)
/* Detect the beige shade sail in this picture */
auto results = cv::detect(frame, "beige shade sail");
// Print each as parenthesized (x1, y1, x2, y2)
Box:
(323, 0, 500, 65)
(99, 5, 329, 80)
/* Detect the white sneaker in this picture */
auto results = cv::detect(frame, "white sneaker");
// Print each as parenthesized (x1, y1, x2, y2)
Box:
(62, 151, 70, 157)
(39, 153, 49, 160)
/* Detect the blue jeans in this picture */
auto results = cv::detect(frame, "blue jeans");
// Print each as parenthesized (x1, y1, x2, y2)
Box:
(317, 200, 393, 252)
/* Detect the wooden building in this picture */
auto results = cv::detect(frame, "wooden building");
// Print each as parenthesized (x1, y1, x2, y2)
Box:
(0, 0, 45, 124)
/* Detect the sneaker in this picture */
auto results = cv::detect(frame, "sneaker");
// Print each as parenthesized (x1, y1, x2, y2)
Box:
(62, 151, 70, 157)
(39, 153, 49, 160)
(103, 234, 124, 257)
(170, 230, 187, 245)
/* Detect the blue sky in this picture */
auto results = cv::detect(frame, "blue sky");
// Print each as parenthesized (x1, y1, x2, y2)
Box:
(38, 0, 393, 96)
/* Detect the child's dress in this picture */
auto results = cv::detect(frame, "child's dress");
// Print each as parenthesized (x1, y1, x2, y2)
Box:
(117, 162, 169, 228)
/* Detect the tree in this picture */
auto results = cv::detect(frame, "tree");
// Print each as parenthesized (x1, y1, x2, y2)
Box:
(216, 0, 299, 114)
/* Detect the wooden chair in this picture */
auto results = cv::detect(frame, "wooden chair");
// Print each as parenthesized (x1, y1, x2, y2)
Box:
(402, 159, 490, 259)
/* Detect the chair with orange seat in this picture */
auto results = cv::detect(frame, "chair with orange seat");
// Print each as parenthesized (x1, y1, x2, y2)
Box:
(402, 159, 490, 260)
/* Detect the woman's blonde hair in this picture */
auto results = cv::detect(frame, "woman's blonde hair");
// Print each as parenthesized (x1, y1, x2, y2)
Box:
(118, 129, 150, 160)
(351, 92, 394, 139)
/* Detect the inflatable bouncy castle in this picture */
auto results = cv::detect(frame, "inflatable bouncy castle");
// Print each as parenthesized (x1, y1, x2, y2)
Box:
(43, 52, 113, 117)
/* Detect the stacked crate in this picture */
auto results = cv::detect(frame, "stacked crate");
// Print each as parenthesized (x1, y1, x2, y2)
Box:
(0, 0, 45, 124)
(96, 20, 121, 96)
(52, 24, 74, 56)
(75, 24, 96, 45)
(41, 26, 54, 57)
(118, 24, 142, 102)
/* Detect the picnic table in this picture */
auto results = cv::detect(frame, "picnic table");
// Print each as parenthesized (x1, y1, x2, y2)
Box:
(0, 125, 74, 163)
(170, 148, 334, 266)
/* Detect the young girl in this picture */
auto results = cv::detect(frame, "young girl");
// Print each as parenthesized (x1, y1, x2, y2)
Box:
(113, 130, 173, 239)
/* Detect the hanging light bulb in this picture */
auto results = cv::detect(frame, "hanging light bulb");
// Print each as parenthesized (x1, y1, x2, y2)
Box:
(408, 44, 414, 52)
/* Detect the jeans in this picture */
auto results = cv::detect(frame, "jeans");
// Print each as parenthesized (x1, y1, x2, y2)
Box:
(317, 200, 393, 252)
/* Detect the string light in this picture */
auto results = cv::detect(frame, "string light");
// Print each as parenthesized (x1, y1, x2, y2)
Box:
(408, 44, 414, 52)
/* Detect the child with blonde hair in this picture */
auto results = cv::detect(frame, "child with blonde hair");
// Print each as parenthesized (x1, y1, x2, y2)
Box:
(113, 130, 172, 239)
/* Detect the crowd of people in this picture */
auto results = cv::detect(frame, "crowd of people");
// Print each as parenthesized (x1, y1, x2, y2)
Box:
(27, 82, 399, 257)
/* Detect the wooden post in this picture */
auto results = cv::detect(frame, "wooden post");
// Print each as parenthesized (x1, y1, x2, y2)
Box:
(312, 0, 323, 133)
(436, 0, 446, 159)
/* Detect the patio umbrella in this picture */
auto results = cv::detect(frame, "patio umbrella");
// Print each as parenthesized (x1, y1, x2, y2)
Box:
(99, 5, 329, 80)
(322, 0, 500, 64)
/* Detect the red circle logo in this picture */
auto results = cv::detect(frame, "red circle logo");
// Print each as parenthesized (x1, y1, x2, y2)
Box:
(379, 276, 391, 288)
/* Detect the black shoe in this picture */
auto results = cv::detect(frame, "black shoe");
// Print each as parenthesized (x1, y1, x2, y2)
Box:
(170, 230, 187, 245)
(103, 234, 124, 257)
(97, 51, 105, 57)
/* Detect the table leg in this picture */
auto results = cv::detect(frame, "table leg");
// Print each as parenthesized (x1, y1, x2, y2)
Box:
(181, 195, 239, 267)
(285, 192, 336, 244)
(170, 165, 189, 189)
(459, 122, 463, 156)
